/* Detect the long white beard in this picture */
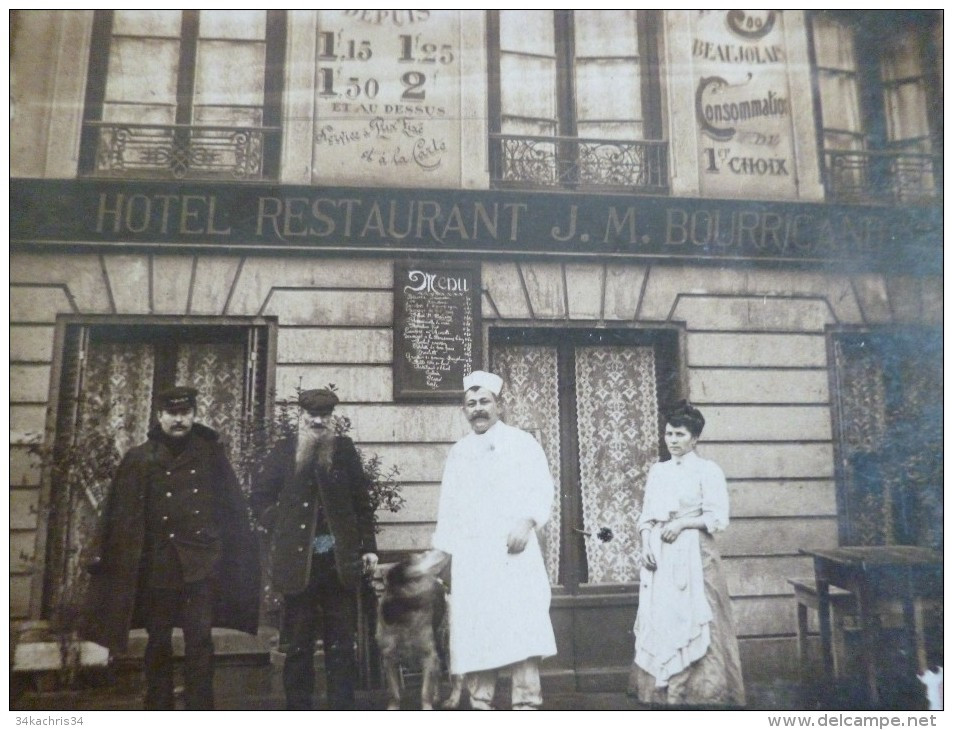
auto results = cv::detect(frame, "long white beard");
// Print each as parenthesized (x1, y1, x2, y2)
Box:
(294, 425, 334, 476)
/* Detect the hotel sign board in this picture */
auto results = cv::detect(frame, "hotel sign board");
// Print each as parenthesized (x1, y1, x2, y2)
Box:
(10, 179, 940, 274)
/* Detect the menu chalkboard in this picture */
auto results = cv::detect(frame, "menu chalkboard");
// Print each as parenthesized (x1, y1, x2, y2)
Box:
(393, 261, 482, 401)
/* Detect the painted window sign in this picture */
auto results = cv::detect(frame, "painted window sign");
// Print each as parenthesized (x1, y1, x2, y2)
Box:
(691, 10, 799, 200)
(313, 10, 462, 188)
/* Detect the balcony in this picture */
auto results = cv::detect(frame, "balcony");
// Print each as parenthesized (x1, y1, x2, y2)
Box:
(82, 122, 281, 181)
(490, 134, 668, 193)
(824, 148, 942, 206)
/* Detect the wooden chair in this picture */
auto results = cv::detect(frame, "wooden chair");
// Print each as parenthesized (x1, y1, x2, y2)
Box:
(788, 577, 857, 680)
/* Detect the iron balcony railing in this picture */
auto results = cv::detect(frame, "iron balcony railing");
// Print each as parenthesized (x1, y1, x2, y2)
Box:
(490, 133, 669, 193)
(824, 148, 942, 206)
(83, 122, 281, 181)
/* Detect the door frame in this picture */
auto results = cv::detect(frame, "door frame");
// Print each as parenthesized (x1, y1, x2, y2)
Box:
(487, 322, 687, 687)
(31, 314, 278, 620)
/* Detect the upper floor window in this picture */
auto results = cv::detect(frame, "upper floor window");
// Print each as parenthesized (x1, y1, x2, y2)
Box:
(809, 11, 942, 205)
(487, 10, 666, 192)
(80, 10, 286, 181)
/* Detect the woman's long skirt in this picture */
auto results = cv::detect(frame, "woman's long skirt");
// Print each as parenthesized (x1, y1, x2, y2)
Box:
(629, 532, 746, 707)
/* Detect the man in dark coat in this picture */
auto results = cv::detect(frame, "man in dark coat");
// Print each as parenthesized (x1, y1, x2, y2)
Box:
(251, 388, 377, 710)
(81, 386, 260, 710)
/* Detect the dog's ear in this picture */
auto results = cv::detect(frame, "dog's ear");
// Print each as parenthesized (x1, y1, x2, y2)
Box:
(410, 549, 450, 577)
(388, 559, 421, 586)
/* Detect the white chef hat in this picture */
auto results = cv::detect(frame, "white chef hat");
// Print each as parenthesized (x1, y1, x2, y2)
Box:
(462, 370, 503, 395)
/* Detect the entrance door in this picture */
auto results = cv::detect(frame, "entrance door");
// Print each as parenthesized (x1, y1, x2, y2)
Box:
(44, 323, 270, 622)
(490, 327, 680, 689)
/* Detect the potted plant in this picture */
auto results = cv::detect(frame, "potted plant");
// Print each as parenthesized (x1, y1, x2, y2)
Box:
(18, 422, 117, 693)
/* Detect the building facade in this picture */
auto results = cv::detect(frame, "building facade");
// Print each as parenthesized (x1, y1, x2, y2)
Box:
(10, 10, 942, 689)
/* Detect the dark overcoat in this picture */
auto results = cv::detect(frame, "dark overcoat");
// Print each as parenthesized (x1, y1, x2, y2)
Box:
(251, 435, 377, 594)
(80, 423, 260, 653)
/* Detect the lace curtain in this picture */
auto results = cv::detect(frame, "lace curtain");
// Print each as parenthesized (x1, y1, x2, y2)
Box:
(491, 342, 662, 585)
(76, 338, 247, 475)
(46, 342, 158, 617)
(575, 346, 659, 583)
(834, 335, 942, 549)
(893, 355, 943, 550)
(491, 345, 562, 584)
(82, 342, 156, 457)
(833, 339, 890, 545)
(47, 331, 248, 617)
(175, 342, 246, 466)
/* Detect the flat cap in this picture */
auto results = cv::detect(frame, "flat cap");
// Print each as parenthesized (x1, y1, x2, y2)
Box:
(463, 370, 503, 395)
(299, 388, 339, 413)
(156, 386, 198, 411)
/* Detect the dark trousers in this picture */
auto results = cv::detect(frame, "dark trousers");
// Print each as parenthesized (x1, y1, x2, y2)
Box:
(142, 580, 215, 710)
(282, 553, 358, 710)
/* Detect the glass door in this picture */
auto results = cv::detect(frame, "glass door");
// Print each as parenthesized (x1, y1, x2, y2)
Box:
(490, 327, 680, 683)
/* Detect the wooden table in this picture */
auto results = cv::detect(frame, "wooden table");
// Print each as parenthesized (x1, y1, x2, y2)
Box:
(800, 546, 942, 706)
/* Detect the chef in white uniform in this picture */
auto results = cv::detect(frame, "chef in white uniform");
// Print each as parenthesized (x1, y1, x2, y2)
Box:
(430, 370, 557, 710)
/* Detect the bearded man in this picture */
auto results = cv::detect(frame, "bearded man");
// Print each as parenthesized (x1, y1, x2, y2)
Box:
(251, 388, 377, 710)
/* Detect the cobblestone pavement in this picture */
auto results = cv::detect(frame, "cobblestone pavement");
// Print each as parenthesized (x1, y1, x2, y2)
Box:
(12, 673, 809, 712)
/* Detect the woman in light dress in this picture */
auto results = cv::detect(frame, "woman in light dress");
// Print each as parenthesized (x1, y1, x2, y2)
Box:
(629, 401, 746, 707)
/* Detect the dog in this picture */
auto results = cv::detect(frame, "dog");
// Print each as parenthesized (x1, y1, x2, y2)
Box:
(374, 551, 456, 710)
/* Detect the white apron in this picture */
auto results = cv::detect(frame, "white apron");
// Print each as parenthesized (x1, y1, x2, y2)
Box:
(432, 421, 558, 674)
